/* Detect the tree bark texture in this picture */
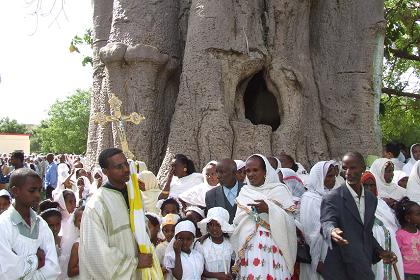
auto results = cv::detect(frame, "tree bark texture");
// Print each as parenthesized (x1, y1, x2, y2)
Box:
(87, 0, 385, 176)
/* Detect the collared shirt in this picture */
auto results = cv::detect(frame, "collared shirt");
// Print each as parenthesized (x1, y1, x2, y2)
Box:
(103, 181, 129, 209)
(10, 205, 40, 239)
(44, 162, 58, 189)
(346, 182, 365, 223)
(223, 181, 239, 206)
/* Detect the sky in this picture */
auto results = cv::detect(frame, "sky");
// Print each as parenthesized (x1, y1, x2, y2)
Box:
(0, 0, 93, 125)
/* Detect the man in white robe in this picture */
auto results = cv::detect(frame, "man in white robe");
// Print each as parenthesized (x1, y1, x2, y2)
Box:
(79, 148, 153, 280)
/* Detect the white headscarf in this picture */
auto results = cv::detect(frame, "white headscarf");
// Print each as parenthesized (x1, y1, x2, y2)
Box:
(280, 168, 306, 198)
(178, 161, 218, 207)
(90, 167, 107, 194)
(299, 161, 335, 271)
(198, 207, 234, 235)
(403, 144, 420, 175)
(406, 160, 420, 204)
(234, 160, 245, 170)
(138, 170, 161, 214)
(77, 176, 91, 200)
(55, 189, 75, 221)
(306, 161, 335, 196)
(392, 170, 408, 187)
(370, 158, 406, 201)
(164, 220, 196, 259)
(185, 206, 205, 219)
(232, 154, 296, 273)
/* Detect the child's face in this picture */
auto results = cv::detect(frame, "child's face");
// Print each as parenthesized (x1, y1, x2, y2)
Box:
(407, 204, 420, 226)
(176, 231, 194, 252)
(0, 196, 11, 214)
(207, 220, 223, 238)
(185, 211, 202, 224)
(74, 209, 84, 229)
(64, 193, 77, 214)
(147, 220, 160, 239)
(13, 177, 41, 209)
(384, 163, 394, 184)
(162, 224, 175, 241)
(46, 215, 62, 238)
(162, 203, 178, 216)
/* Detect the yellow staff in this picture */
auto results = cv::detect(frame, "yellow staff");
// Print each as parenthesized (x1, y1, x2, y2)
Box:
(127, 161, 163, 279)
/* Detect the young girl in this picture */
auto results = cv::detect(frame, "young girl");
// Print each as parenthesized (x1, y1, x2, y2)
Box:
(185, 206, 205, 237)
(39, 200, 63, 255)
(395, 197, 420, 280)
(67, 206, 85, 279)
(159, 197, 181, 216)
(196, 207, 235, 280)
(164, 219, 204, 279)
(146, 212, 162, 246)
(156, 214, 180, 279)
(0, 168, 60, 279)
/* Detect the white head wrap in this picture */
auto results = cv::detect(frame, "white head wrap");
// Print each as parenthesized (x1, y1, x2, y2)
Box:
(406, 160, 420, 204)
(164, 220, 197, 260)
(185, 205, 205, 219)
(136, 161, 148, 173)
(307, 161, 335, 196)
(234, 160, 245, 170)
(392, 170, 408, 186)
(138, 171, 159, 191)
(198, 207, 234, 235)
(370, 158, 406, 200)
(280, 168, 306, 198)
(403, 144, 420, 175)
(0, 189, 11, 201)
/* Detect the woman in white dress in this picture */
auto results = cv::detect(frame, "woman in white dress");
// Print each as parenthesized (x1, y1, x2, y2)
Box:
(231, 154, 296, 280)
(179, 161, 219, 208)
(406, 160, 420, 204)
(159, 154, 203, 200)
(403, 143, 420, 175)
(299, 160, 336, 280)
(370, 158, 406, 207)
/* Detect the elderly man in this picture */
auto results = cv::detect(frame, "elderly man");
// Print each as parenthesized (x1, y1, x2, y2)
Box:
(205, 158, 244, 223)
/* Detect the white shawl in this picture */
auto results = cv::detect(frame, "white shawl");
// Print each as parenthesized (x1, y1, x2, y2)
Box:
(370, 158, 406, 201)
(300, 161, 334, 271)
(403, 144, 419, 175)
(169, 173, 204, 198)
(406, 160, 420, 204)
(178, 161, 218, 207)
(231, 154, 297, 273)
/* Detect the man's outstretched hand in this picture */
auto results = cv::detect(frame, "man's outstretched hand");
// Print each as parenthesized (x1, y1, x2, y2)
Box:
(331, 228, 349, 246)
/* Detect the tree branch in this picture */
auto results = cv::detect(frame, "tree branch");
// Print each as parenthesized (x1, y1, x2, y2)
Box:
(382, 87, 419, 99)
(389, 48, 420, 62)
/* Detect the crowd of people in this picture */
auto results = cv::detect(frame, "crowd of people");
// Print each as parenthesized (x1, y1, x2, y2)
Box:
(0, 141, 419, 280)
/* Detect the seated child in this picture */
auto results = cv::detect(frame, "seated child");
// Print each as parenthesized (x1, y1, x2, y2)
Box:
(164, 219, 204, 280)
(0, 189, 12, 214)
(0, 168, 60, 279)
(197, 207, 235, 279)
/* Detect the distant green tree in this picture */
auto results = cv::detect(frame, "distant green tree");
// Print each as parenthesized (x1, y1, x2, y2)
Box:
(35, 89, 90, 154)
(380, 0, 419, 146)
(0, 117, 27, 134)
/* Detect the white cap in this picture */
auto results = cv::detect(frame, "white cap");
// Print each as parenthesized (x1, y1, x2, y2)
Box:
(234, 160, 246, 170)
(0, 189, 11, 200)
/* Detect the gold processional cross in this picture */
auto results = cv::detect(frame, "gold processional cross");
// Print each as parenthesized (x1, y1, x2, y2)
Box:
(93, 93, 145, 160)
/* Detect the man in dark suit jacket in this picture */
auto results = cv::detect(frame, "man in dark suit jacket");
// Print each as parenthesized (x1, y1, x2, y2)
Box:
(205, 159, 244, 223)
(320, 152, 397, 280)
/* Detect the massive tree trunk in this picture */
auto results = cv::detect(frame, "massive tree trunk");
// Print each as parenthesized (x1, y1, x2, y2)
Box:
(87, 0, 384, 175)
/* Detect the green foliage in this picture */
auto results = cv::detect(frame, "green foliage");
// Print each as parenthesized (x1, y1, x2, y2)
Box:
(381, 0, 419, 146)
(69, 29, 93, 66)
(383, 0, 419, 91)
(0, 117, 28, 134)
(380, 95, 420, 146)
(34, 89, 91, 154)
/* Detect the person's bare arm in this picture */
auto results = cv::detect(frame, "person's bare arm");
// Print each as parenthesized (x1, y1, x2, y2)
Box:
(67, 243, 79, 277)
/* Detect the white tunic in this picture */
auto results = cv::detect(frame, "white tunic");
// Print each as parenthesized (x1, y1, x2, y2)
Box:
(195, 237, 234, 279)
(0, 206, 60, 280)
(164, 249, 204, 280)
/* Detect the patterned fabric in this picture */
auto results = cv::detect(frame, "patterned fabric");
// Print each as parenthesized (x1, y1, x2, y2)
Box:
(237, 228, 291, 280)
